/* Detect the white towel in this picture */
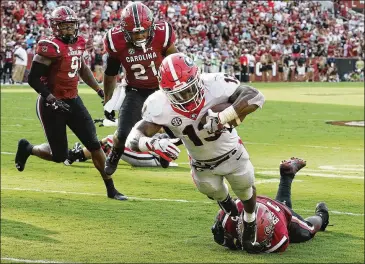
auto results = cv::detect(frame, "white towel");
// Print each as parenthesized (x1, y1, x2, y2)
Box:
(104, 79, 127, 112)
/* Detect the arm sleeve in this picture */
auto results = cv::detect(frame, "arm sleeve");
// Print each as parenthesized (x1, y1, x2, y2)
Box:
(104, 54, 121, 76)
(27, 61, 52, 98)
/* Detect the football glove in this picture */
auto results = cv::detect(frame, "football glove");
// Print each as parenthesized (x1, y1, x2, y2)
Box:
(145, 138, 180, 162)
(45, 94, 71, 113)
(203, 109, 225, 134)
(211, 220, 225, 245)
(104, 110, 116, 122)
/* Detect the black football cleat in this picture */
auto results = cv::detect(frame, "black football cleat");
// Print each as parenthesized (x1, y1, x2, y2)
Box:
(280, 157, 306, 177)
(159, 156, 170, 168)
(15, 139, 33, 172)
(104, 148, 123, 176)
(315, 202, 329, 231)
(108, 191, 128, 201)
(64, 142, 84, 165)
(240, 219, 263, 254)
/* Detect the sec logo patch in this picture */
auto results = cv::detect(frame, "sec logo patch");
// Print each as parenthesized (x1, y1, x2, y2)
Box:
(171, 117, 182, 127)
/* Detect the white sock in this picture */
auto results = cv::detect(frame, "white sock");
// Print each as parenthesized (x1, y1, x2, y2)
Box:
(243, 210, 256, 223)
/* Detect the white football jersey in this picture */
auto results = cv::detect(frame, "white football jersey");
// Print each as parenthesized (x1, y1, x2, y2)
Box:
(142, 73, 243, 161)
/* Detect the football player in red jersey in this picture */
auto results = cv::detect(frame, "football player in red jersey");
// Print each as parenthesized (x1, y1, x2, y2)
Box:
(211, 157, 330, 253)
(102, 2, 178, 183)
(14, 6, 127, 201)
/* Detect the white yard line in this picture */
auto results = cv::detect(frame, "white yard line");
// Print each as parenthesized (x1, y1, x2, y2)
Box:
(1, 186, 363, 216)
(242, 141, 364, 151)
(259, 170, 363, 179)
(0, 257, 64, 263)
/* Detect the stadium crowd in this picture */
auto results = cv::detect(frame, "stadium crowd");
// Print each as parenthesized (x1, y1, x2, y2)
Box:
(1, 0, 364, 84)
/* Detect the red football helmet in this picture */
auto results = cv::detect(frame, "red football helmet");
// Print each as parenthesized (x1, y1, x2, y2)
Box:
(255, 203, 275, 247)
(237, 203, 274, 250)
(120, 2, 155, 51)
(50, 6, 79, 44)
(158, 53, 204, 112)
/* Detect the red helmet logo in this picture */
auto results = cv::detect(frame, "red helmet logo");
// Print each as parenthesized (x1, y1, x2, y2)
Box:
(159, 53, 204, 112)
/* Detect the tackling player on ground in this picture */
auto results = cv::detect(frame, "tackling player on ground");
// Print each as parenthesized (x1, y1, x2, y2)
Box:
(102, 2, 179, 193)
(211, 157, 330, 253)
(65, 132, 178, 168)
(14, 6, 126, 201)
(129, 53, 265, 253)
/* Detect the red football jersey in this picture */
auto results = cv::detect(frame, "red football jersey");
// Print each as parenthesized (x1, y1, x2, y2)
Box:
(36, 36, 86, 99)
(219, 196, 292, 253)
(104, 21, 176, 89)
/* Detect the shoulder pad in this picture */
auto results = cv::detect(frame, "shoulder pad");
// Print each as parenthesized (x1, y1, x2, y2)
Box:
(36, 38, 62, 58)
(202, 73, 240, 98)
(141, 91, 166, 121)
(154, 21, 176, 49)
(104, 27, 124, 54)
(76, 36, 86, 48)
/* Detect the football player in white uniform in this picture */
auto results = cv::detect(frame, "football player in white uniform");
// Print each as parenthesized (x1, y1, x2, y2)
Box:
(129, 53, 265, 253)
(65, 130, 178, 168)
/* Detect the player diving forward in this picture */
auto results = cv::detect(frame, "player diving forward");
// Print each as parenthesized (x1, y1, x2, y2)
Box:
(129, 53, 265, 253)
(212, 157, 330, 253)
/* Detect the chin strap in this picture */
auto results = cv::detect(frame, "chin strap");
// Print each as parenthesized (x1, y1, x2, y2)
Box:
(140, 42, 147, 53)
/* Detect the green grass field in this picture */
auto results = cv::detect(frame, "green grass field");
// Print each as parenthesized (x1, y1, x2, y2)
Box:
(1, 82, 364, 263)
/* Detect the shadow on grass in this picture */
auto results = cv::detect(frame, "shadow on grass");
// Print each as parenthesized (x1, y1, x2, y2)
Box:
(1, 218, 60, 243)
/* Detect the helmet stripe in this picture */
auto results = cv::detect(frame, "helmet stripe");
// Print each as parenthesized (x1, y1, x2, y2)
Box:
(167, 56, 181, 85)
(64, 7, 71, 15)
(132, 3, 141, 29)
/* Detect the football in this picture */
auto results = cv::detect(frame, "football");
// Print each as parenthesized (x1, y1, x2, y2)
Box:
(200, 102, 245, 128)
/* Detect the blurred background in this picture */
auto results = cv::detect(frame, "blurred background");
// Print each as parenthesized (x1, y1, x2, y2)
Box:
(1, 0, 364, 85)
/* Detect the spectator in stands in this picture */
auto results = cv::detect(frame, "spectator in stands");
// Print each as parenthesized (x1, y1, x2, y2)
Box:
(296, 53, 308, 82)
(1, 0, 364, 83)
(240, 49, 249, 82)
(247, 48, 256, 83)
(93, 48, 103, 83)
(12, 42, 28, 84)
(3, 43, 14, 84)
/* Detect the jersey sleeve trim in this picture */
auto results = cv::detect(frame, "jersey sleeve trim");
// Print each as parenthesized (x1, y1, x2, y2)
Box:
(221, 214, 229, 228)
(38, 40, 61, 54)
(163, 21, 170, 48)
(265, 235, 288, 253)
(107, 29, 117, 52)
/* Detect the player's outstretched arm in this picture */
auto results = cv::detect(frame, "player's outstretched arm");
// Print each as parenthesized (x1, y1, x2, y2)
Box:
(129, 121, 180, 162)
(79, 57, 104, 98)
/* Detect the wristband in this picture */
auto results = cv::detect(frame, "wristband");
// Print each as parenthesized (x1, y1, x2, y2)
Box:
(218, 105, 239, 125)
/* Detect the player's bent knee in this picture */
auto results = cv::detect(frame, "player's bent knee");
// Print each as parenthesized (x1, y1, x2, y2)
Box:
(86, 141, 102, 152)
(233, 186, 253, 201)
(197, 182, 228, 201)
